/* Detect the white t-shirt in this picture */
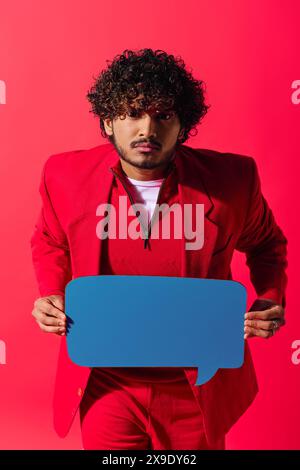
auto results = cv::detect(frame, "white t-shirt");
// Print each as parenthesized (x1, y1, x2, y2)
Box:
(126, 176, 164, 225)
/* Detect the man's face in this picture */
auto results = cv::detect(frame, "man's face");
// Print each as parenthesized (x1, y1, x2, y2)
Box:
(103, 102, 184, 170)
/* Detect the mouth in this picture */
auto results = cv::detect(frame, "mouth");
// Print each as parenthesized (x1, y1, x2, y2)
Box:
(134, 143, 161, 153)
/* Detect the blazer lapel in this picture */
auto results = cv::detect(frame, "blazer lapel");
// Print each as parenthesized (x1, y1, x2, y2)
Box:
(175, 146, 220, 279)
(68, 146, 119, 277)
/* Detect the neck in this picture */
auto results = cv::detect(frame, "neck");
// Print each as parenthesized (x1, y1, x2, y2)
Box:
(120, 161, 171, 180)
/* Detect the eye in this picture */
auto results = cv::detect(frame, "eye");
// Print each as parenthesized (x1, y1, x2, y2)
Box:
(156, 111, 174, 120)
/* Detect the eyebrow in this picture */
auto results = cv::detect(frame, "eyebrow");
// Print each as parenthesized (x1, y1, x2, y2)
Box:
(128, 106, 175, 114)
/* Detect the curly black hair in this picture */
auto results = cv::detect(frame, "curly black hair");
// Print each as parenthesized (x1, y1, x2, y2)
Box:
(86, 48, 209, 144)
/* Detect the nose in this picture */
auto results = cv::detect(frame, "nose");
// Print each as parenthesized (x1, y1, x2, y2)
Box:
(138, 114, 158, 139)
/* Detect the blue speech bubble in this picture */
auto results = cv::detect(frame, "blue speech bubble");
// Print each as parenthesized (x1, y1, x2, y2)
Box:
(65, 276, 246, 385)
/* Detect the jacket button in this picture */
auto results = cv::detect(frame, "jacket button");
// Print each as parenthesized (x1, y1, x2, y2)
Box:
(77, 387, 83, 397)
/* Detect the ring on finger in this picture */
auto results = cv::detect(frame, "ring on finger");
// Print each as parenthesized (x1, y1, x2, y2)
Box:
(271, 320, 280, 335)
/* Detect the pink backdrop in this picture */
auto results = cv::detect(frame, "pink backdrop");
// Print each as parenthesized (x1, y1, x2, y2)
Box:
(0, 0, 299, 450)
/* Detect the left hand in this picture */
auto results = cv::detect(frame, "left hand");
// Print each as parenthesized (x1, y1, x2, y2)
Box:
(244, 304, 285, 339)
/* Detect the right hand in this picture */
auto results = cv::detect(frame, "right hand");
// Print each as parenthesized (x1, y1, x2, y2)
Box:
(32, 295, 66, 335)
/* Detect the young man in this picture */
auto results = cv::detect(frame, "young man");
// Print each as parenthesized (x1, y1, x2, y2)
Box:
(30, 48, 287, 450)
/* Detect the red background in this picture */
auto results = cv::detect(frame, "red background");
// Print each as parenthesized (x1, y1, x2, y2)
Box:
(0, 0, 299, 449)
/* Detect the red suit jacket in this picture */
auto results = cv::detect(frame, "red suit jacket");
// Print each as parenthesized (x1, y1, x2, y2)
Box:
(30, 142, 288, 445)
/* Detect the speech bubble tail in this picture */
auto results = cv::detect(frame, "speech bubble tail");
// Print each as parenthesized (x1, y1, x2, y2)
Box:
(195, 366, 218, 386)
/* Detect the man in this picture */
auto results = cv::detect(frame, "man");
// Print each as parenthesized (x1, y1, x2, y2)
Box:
(30, 48, 287, 450)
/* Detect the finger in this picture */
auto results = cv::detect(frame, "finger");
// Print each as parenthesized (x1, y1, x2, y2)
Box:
(34, 298, 66, 320)
(244, 304, 284, 321)
(49, 295, 65, 312)
(244, 326, 273, 339)
(34, 311, 66, 327)
(244, 318, 284, 330)
(244, 325, 257, 338)
(32, 305, 66, 323)
(37, 322, 66, 335)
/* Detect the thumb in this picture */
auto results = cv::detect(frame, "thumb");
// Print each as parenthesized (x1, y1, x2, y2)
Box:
(50, 295, 65, 312)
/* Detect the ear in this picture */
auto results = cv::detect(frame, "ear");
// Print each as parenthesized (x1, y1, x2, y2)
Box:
(103, 118, 113, 136)
(178, 127, 185, 140)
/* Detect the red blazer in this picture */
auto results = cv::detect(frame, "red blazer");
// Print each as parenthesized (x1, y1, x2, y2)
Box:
(30, 142, 288, 445)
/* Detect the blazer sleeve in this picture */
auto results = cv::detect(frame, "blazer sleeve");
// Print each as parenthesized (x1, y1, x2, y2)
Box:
(235, 158, 288, 308)
(30, 159, 72, 297)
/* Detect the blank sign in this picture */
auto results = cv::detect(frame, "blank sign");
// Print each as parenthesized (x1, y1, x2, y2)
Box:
(65, 275, 246, 385)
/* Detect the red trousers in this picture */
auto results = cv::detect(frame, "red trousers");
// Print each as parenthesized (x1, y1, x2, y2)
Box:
(79, 369, 226, 450)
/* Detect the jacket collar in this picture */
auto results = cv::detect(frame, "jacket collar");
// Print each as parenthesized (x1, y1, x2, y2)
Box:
(70, 143, 220, 279)
(104, 143, 217, 221)
(109, 154, 178, 205)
